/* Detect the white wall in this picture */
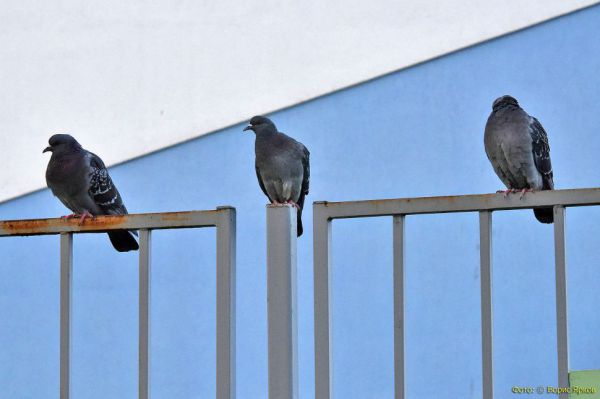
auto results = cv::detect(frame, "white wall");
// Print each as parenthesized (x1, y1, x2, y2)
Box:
(1, 0, 597, 202)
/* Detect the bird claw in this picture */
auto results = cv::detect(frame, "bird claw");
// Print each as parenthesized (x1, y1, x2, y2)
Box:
(286, 200, 301, 210)
(497, 189, 516, 197)
(78, 211, 94, 225)
(61, 213, 77, 219)
(519, 188, 534, 200)
(270, 200, 300, 210)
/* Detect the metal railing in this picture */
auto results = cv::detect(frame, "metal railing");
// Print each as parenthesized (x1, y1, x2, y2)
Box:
(0, 207, 237, 399)
(311, 188, 600, 399)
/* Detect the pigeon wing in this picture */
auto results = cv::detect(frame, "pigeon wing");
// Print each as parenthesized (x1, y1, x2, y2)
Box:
(297, 145, 310, 210)
(529, 117, 554, 190)
(88, 152, 128, 216)
(255, 163, 271, 201)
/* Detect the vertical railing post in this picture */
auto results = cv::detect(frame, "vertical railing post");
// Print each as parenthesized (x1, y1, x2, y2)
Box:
(216, 207, 236, 399)
(479, 211, 494, 399)
(267, 204, 298, 399)
(60, 233, 73, 399)
(139, 229, 152, 399)
(313, 203, 332, 399)
(393, 215, 405, 399)
(553, 206, 569, 398)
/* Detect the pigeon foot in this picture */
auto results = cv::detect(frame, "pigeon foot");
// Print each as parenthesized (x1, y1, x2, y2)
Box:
(285, 200, 301, 210)
(61, 213, 78, 219)
(519, 188, 534, 200)
(497, 188, 517, 197)
(78, 211, 94, 225)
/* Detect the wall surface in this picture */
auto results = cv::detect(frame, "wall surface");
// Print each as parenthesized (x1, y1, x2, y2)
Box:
(1, 5, 600, 398)
(0, 0, 598, 202)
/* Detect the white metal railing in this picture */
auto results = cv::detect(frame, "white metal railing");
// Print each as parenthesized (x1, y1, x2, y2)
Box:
(0, 207, 236, 399)
(5, 188, 600, 399)
(310, 188, 600, 399)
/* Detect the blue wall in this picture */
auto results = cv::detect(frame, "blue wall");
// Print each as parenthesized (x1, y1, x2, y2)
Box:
(1, 5, 600, 398)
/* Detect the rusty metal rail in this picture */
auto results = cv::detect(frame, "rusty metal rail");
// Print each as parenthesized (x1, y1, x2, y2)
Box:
(312, 187, 600, 399)
(0, 207, 237, 399)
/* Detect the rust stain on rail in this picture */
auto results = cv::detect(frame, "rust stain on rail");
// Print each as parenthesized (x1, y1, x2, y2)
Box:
(0, 215, 129, 234)
(1, 218, 52, 233)
(0, 210, 221, 236)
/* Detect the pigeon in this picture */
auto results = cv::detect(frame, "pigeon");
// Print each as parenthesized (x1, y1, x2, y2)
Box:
(44, 134, 139, 251)
(244, 116, 310, 236)
(484, 95, 554, 223)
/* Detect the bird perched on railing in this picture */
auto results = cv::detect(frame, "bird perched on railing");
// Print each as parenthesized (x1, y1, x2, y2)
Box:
(244, 116, 310, 236)
(43, 134, 139, 251)
(484, 95, 554, 223)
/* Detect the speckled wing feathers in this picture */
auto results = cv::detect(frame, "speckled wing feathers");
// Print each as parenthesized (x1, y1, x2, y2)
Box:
(529, 117, 554, 190)
(88, 153, 128, 215)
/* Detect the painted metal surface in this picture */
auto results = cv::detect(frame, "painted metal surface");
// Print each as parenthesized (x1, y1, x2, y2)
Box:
(313, 204, 333, 399)
(267, 205, 298, 399)
(1, 208, 236, 399)
(313, 188, 600, 220)
(553, 206, 569, 399)
(479, 212, 494, 399)
(0, 210, 222, 236)
(138, 229, 151, 399)
(312, 188, 597, 399)
(60, 233, 73, 399)
(393, 216, 406, 399)
(216, 207, 237, 399)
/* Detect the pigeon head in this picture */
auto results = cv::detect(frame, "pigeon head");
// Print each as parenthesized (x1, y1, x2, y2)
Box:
(243, 115, 276, 134)
(492, 95, 519, 111)
(43, 134, 82, 153)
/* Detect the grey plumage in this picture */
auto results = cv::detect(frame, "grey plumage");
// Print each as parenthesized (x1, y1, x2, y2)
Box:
(244, 116, 310, 236)
(484, 95, 554, 223)
(44, 134, 139, 251)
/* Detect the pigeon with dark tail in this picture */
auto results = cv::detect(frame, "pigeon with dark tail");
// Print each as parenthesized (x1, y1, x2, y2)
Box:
(244, 116, 310, 236)
(484, 95, 555, 223)
(44, 134, 139, 251)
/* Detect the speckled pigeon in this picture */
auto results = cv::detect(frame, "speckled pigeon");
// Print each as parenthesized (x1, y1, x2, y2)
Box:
(484, 95, 554, 223)
(244, 116, 310, 236)
(44, 134, 139, 251)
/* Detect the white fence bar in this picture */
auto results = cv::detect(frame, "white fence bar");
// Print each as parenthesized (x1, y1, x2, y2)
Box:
(60, 233, 73, 399)
(0, 208, 236, 399)
(392, 216, 405, 399)
(267, 205, 298, 399)
(479, 211, 494, 399)
(314, 188, 600, 220)
(553, 206, 569, 399)
(139, 229, 152, 399)
(216, 207, 237, 399)
(313, 205, 333, 399)
(0, 210, 222, 237)
(312, 188, 600, 398)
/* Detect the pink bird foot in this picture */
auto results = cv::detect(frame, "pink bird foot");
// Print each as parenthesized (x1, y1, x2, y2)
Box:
(497, 188, 517, 198)
(285, 200, 301, 210)
(78, 211, 94, 225)
(519, 188, 534, 200)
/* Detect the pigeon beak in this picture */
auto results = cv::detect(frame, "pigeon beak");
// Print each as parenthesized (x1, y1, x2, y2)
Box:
(243, 125, 253, 132)
(43, 146, 52, 153)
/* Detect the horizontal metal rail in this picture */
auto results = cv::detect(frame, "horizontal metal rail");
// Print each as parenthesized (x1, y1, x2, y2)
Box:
(314, 187, 600, 219)
(0, 209, 224, 236)
(313, 187, 599, 399)
(0, 207, 236, 399)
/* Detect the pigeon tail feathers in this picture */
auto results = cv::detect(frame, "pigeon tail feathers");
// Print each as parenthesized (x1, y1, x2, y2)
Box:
(533, 208, 554, 224)
(296, 208, 303, 237)
(108, 230, 139, 252)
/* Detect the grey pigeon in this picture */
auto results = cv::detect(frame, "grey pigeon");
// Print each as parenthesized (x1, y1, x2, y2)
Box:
(44, 134, 139, 251)
(244, 116, 310, 236)
(484, 95, 554, 223)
